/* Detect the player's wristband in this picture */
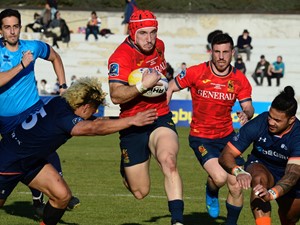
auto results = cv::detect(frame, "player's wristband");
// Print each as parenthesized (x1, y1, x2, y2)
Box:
(268, 188, 278, 200)
(136, 82, 147, 93)
(21, 60, 25, 69)
(232, 166, 250, 177)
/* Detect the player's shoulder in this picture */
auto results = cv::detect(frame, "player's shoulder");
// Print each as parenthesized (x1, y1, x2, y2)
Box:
(156, 38, 165, 48)
(109, 38, 133, 60)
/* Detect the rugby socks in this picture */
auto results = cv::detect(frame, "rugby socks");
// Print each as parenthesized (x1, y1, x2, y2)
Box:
(42, 201, 66, 225)
(31, 189, 44, 207)
(206, 184, 219, 198)
(168, 199, 184, 223)
(225, 201, 242, 225)
(255, 216, 271, 225)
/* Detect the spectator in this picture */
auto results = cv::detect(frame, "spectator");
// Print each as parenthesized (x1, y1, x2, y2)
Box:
(175, 62, 187, 76)
(234, 29, 253, 61)
(267, 55, 285, 87)
(40, 3, 52, 31)
(85, 11, 101, 41)
(122, 0, 137, 35)
(44, 11, 70, 48)
(251, 55, 270, 86)
(46, 0, 58, 20)
(166, 62, 174, 81)
(234, 54, 246, 74)
(39, 79, 51, 95)
(24, 12, 43, 33)
(70, 75, 77, 86)
(206, 29, 223, 52)
(51, 79, 60, 95)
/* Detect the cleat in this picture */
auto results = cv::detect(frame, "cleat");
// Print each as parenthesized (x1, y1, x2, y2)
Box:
(206, 185, 220, 218)
(67, 196, 80, 210)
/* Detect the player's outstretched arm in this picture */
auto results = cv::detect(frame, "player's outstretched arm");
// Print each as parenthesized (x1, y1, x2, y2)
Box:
(166, 79, 180, 104)
(70, 109, 157, 136)
(253, 163, 300, 201)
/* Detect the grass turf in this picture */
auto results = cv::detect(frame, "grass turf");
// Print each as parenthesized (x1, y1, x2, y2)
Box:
(0, 127, 281, 225)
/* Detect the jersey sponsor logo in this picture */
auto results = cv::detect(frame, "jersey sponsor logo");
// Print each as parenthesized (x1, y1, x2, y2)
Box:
(152, 61, 167, 73)
(256, 146, 288, 160)
(108, 63, 119, 76)
(197, 89, 235, 100)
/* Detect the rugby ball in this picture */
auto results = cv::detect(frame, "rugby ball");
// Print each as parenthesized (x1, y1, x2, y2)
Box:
(128, 68, 168, 97)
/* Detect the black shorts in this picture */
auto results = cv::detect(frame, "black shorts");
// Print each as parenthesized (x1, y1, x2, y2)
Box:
(0, 160, 46, 199)
(189, 132, 245, 167)
(119, 112, 177, 168)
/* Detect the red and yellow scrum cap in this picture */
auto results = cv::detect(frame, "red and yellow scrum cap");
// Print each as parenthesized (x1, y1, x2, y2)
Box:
(129, 10, 158, 42)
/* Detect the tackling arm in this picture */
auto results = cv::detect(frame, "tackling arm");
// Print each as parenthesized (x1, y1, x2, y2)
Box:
(70, 109, 157, 136)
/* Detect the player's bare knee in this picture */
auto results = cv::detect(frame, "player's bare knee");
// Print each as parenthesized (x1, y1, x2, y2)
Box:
(132, 188, 149, 200)
(160, 154, 177, 174)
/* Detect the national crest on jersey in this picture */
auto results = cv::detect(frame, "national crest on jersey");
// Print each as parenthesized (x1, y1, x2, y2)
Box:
(227, 80, 234, 92)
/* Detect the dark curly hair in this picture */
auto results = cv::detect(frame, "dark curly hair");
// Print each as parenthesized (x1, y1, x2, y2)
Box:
(271, 86, 297, 117)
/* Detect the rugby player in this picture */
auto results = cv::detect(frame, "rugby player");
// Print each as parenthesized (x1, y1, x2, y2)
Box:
(108, 9, 184, 225)
(167, 33, 254, 225)
(0, 77, 157, 225)
(220, 86, 300, 225)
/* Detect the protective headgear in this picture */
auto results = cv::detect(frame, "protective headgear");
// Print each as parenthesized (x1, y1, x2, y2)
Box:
(129, 10, 158, 42)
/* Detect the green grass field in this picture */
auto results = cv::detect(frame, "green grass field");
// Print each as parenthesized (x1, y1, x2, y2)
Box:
(0, 127, 281, 225)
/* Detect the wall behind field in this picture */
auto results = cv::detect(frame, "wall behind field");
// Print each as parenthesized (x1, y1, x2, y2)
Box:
(16, 10, 300, 38)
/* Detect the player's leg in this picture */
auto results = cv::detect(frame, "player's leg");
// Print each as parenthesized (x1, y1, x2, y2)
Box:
(119, 126, 151, 199)
(28, 163, 71, 225)
(246, 161, 274, 225)
(149, 126, 184, 225)
(189, 135, 228, 218)
(47, 152, 80, 210)
(277, 195, 300, 225)
(226, 174, 243, 225)
(204, 158, 227, 218)
(123, 160, 151, 199)
(0, 175, 20, 207)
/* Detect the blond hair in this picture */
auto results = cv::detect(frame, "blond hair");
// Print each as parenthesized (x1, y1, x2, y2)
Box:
(62, 77, 107, 110)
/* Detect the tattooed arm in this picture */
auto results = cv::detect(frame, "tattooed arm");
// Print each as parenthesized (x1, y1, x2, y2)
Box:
(253, 162, 300, 201)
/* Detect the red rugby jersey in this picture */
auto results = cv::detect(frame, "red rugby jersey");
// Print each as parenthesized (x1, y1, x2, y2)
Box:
(175, 61, 252, 139)
(108, 37, 169, 118)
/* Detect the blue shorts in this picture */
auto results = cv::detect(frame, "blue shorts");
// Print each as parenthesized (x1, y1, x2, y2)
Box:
(189, 132, 245, 167)
(119, 112, 177, 170)
(245, 154, 300, 198)
(0, 160, 46, 199)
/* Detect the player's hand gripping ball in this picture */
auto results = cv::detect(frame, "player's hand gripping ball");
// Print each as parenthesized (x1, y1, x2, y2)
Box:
(128, 68, 168, 97)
